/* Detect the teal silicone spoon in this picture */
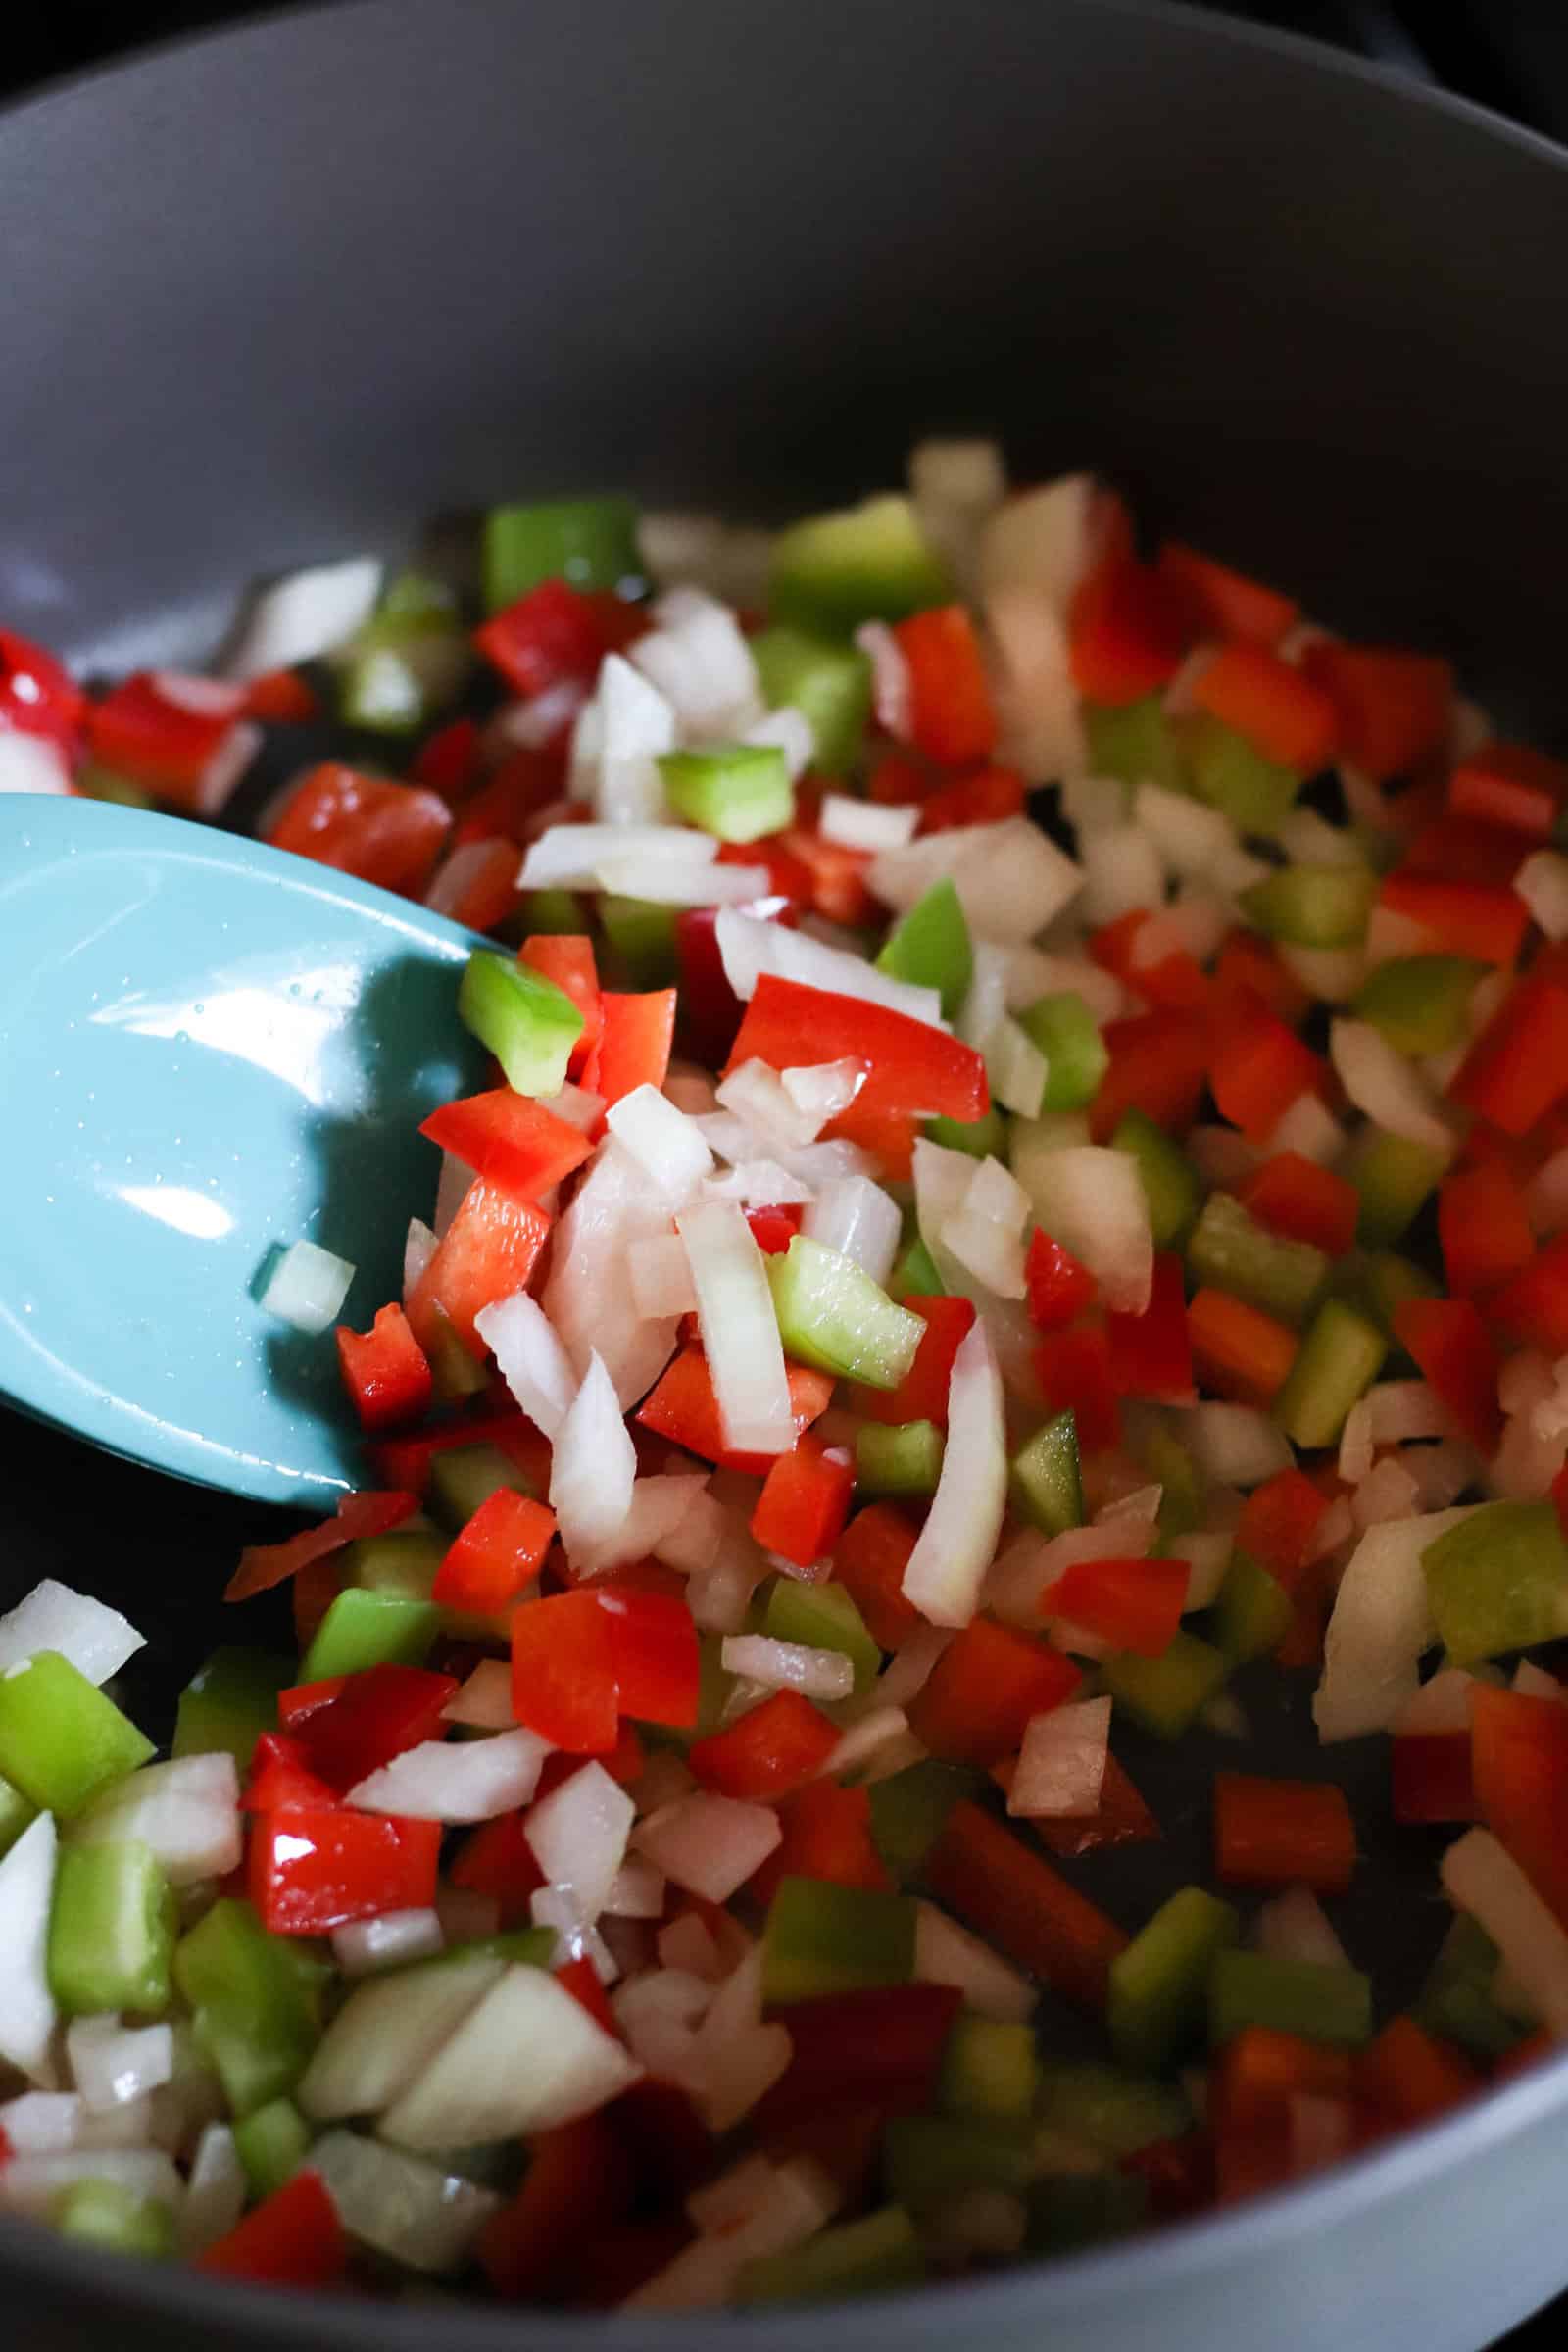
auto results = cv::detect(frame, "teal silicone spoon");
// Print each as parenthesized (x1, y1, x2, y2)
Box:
(0, 796, 490, 1505)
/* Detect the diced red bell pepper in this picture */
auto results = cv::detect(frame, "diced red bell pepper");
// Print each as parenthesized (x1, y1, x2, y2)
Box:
(674, 897, 795, 1066)
(1209, 1007, 1326, 1143)
(267, 761, 451, 893)
(412, 714, 482, 802)
(1104, 1252, 1195, 1403)
(519, 934, 603, 1076)
(597, 1586, 700, 1729)
(242, 669, 319, 723)
(593, 989, 676, 1111)
(370, 1409, 551, 1498)
(1391, 1731, 1477, 1826)
(1211, 931, 1312, 1032)
(510, 1589, 620, 1754)
(747, 1202, 805, 1255)
(240, 1733, 340, 1814)
(907, 1618, 1081, 1765)
(1024, 1232, 1099, 1333)
(197, 2168, 347, 2285)
(479, 2110, 636, 2300)
(893, 605, 999, 767)
(1392, 1295, 1502, 1454)
(335, 1303, 433, 1434)
(850, 1293, 976, 1426)
(1069, 555, 1189, 707)
(86, 673, 253, 813)
(727, 975, 989, 1131)
(687, 1689, 840, 1799)
(421, 1087, 594, 1200)
(288, 1663, 461, 1790)
(427, 838, 525, 933)
(749, 1780, 894, 1907)
(766, 825, 877, 926)
(925, 1799, 1128, 2014)
(832, 1502, 923, 1652)
(1212, 1771, 1356, 1895)
(751, 1433, 856, 1571)
(453, 748, 567, 848)
(556, 1955, 620, 2038)
(475, 579, 619, 698)
(1120, 2132, 1216, 2224)
(0, 627, 84, 750)
(448, 1808, 546, 1923)
(1155, 542, 1298, 648)
(1300, 643, 1452, 783)
(1191, 643, 1337, 774)
(1437, 1160, 1535, 1298)
(1090, 1010, 1210, 1143)
(636, 1348, 834, 1475)
(406, 1178, 552, 1360)
(1357, 2016, 1478, 2129)
(1449, 977, 1568, 1140)
(1034, 1325, 1121, 1453)
(1448, 741, 1568, 840)
(1486, 1236, 1568, 1360)
(1234, 1468, 1329, 1589)
(433, 1490, 557, 1612)
(1025, 1753, 1162, 1858)
(1091, 909, 1212, 1017)
(249, 1807, 442, 1934)
(1052, 1554, 1188, 1658)
(610, 2078, 717, 2210)
(1400, 813, 1526, 892)
(1376, 871, 1529, 968)
(1239, 1152, 1359, 1259)
(225, 1487, 417, 1604)
(916, 765, 1026, 834)
(867, 751, 936, 808)
(753, 1984, 964, 2129)
(1187, 1288, 1298, 1407)
(1210, 2027, 1354, 2140)
(1469, 1681, 1568, 1928)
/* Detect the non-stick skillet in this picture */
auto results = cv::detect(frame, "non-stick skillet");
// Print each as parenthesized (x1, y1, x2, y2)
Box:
(5, 2, 1568, 2344)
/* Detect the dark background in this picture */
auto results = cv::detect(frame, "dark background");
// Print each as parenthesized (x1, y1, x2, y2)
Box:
(3, 1, 1567, 2346)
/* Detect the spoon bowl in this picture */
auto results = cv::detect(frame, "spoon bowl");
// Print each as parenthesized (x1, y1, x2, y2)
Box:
(0, 796, 489, 1503)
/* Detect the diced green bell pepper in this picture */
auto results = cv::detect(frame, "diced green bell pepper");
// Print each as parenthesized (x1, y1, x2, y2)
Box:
(761, 1876, 916, 2004)
(426, 1443, 539, 1531)
(458, 949, 584, 1098)
(234, 2096, 313, 2199)
(1347, 1127, 1448, 1248)
(344, 1530, 444, 1603)
(1102, 1631, 1228, 1740)
(856, 1418, 946, 1499)
(1187, 1192, 1328, 1327)
(1142, 1423, 1205, 1543)
(869, 1761, 985, 1884)
(736, 2204, 925, 2302)
(437, 1926, 558, 1973)
(1213, 1547, 1292, 1664)
(1423, 1501, 1568, 1665)
(766, 1236, 925, 1389)
(175, 1898, 325, 2117)
(1240, 863, 1377, 950)
(1208, 1949, 1373, 2049)
(1414, 1916, 1531, 2061)
(1009, 1410, 1084, 1537)
(423, 1301, 491, 1405)
(333, 572, 468, 734)
(1188, 714, 1302, 832)
(1351, 955, 1487, 1057)
(1357, 1248, 1441, 1341)
(768, 495, 950, 635)
(596, 894, 680, 988)
(1026, 2172, 1147, 2257)
(1084, 696, 1185, 795)
(889, 1233, 945, 1300)
(1274, 1296, 1387, 1449)
(77, 767, 156, 810)
(659, 743, 794, 843)
(1037, 2060, 1194, 2156)
(763, 1579, 881, 1696)
(939, 2015, 1042, 2123)
(522, 885, 590, 937)
(0, 1770, 37, 1864)
(925, 1105, 1007, 1160)
(0, 1653, 154, 1819)
(1112, 1109, 1202, 1250)
(52, 2178, 174, 2260)
(298, 1590, 440, 1684)
(48, 1840, 175, 2016)
(482, 494, 643, 612)
(877, 878, 974, 1020)
(750, 626, 872, 774)
(1108, 1886, 1240, 2072)
(1018, 993, 1110, 1114)
(883, 2114, 1036, 2210)
(173, 1648, 293, 1776)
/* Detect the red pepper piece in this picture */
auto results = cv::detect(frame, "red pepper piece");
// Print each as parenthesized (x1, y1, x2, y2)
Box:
(334, 1303, 433, 1435)
(448, 1808, 545, 1923)
(751, 1433, 856, 1570)
(1187, 1288, 1298, 1407)
(287, 1663, 460, 1790)
(1448, 741, 1568, 840)
(1234, 1468, 1329, 1589)
(893, 605, 998, 767)
(867, 751, 936, 808)
(1391, 1731, 1477, 1826)
(636, 1348, 834, 1475)
(753, 1984, 964, 2130)
(687, 1689, 840, 1799)
(240, 1733, 340, 1814)
(267, 760, 451, 893)
(452, 748, 567, 847)
(1034, 1325, 1121, 1453)
(749, 1780, 894, 1907)
(556, 1956, 620, 2038)
(1212, 931, 1312, 1031)
(832, 1502, 923, 1652)
(1300, 643, 1452, 783)
(1069, 555, 1189, 706)
(1376, 871, 1528, 968)
(475, 579, 618, 698)
(746, 1202, 805, 1255)
(1052, 1555, 1188, 1658)
(0, 627, 84, 749)
(1400, 813, 1526, 892)
(518, 934, 603, 1075)
(1090, 1009, 1209, 1143)
(197, 2169, 346, 2285)
(510, 1589, 620, 1754)
(925, 1799, 1128, 2014)
(1191, 643, 1337, 773)
(674, 897, 795, 1067)
(225, 1487, 417, 1604)
(1357, 2016, 1478, 2129)
(1393, 1296, 1503, 1453)
(1103, 1251, 1194, 1402)
(426, 838, 524, 933)
(1024, 1232, 1099, 1333)
(370, 1409, 551, 1498)
(1438, 1160, 1535, 1298)
(1155, 542, 1298, 648)
(1239, 1152, 1359, 1259)
(766, 824, 877, 926)
(916, 765, 1026, 834)
(726, 975, 989, 1129)
(1121, 2132, 1216, 2223)
(594, 989, 676, 1111)
(1209, 1007, 1325, 1143)
(86, 673, 250, 813)
(412, 715, 482, 802)
(1488, 1236, 1568, 1358)
(420, 1087, 594, 1200)
(249, 1807, 442, 1934)
(1212, 1771, 1356, 1895)
(907, 1619, 1081, 1765)
(1449, 977, 1568, 1139)
(433, 1490, 557, 1612)
(851, 1294, 976, 1426)
(1469, 1681, 1568, 1928)
(1026, 1752, 1162, 1858)
(406, 1178, 552, 1361)
(479, 2110, 636, 2300)
(598, 1586, 701, 1729)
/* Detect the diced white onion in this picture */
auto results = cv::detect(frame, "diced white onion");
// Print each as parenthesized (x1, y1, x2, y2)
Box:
(713, 906, 945, 1029)
(967, 1153, 1032, 1233)
(475, 1289, 577, 1442)
(378, 1964, 641, 2149)
(222, 555, 381, 680)
(605, 1859, 666, 1920)
(1172, 1530, 1234, 1613)
(716, 1059, 827, 1153)
(1080, 824, 1165, 928)
(259, 1237, 355, 1334)
(1314, 1506, 1476, 1740)
(1515, 850, 1568, 942)
(607, 1083, 715, 1193)
(910, 438, 1006, 592)
(1007, 1695, 1113, 1819)
(595, 856, 771, 906)
(913, 1901, 1036, 2023)
(819, 793, 919, 853)
(781, 1058, 866, 1128)
(524, 1761, 635, 1925)
(801, 1176, 901, 1287)
(902, 1320, 1007, 1626)
(941, 1206, 1028, 1298)
(73, 1752, 241, 1886)
(979, 473, 1097, 610)
(311, 2129, 501, 2275)
(0, 2150, 182, 2224)
(655, 1487, 729, 1577)
(1331, 1020, 1456, 1157)
(404, 1216, 438, 1301)
(1182, 1402, 1295, 1488)
(855, 619, 913, 739)
(985, 1016, 1048, 1119)
(1393, 1667, 1477, 1737)
(868, 818, 1083, 945)
(433, 1148, 470, 1240)
(177, 2123, 246, 2254)
(634, 1791, 782, 1903)
(742, 705, 814, 779)
(1022, 1145, 1152, 1315)
(1351, 1454, 1422, 1530)
(332, 1910, 444, 1976)
(626, 2154, 834, 2309)
(0, 1578, 144, 1686)
(0, 1814, 57, 2082)
(677, 1200, 795, 1455)
(0, 734, 74, 795)
(631, 591, 761, 738)
(1443, 1830, 1568, 2037)
(820, 1705, 924, 1785)
(520, 821, 717, 891)
(1133, 783, 1239, 879)
(1004, 948, 1121, 1025)
(300, 1952, 505, 2122)
(551, 1348, 637, 1566)
(423, 837, 512, 920)
(625, 1233, 697, 1318)
(720, 1635, 854, 1703)
(346, 1727, 550, 1822)
(67, 2018, 174, 2112)
(1254, 1886, 1351, 1972)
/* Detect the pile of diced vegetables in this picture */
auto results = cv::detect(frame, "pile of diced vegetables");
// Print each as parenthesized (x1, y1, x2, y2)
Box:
(8, 446, 1568, 2306)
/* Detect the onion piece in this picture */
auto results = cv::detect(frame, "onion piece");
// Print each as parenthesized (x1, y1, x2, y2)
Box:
(346, 1728, 550, 1823)
(941, 1207, 1027, 1298)
(551, 1348, 637, 1567)
(1331, 1019, 1456, 1156)
(677, 1200, 795, 1455)
(781, 1058, 867, 1127)
(0, 2150, 183, 2224)
(1442, 1830, 1568, 2037)
(742, 705, 814, 779)
(577, 1474, 711, 1581)
(404, 1216, 438, 1300)
(979, 473, 1097, 609)
(474, 1292, 576, 1445)
(910, 438, 1006, 597)
(0, 734, 74, 795)
(606, 1083, 715, 1191)
(520, 822, 718, 892)
(545, 1138, 692, 1407)
(73, 1753, 241, 1887)
(524, 1762, 635, 1924)
(605, 1860, 666, 1920)
(720, 1635, 854, 1703)
(1080, 824, 1165, 927)
(1254, 1886, 1351, 1972)
(1515, 850, 1568, 943)
(590, 653, 677, 824)
(630, 591, 760, 738)
(714, 906, 945, 1029)
(311, 2129, 501, 2276)
(67, 2018, 174, 2112)
(855, 620, 913, 739)
(1019, 1145, 1152, 1315)
(0, 1814, 57, 2082)
(633, 1790, 782, 1903)
(221, 555, 381, 680)
(985, 1016, 1049, 1119)
(594, 856, 771, 906)
(819, 1705, 924, 1785)
(299, 1951, 505, 2122)
(1314, 1505, 1476, 1740)
(902, 1320, 1007, 1627)
(801, 1176, 901, 1287)
(1169, 1530, 1233, 1613)
(331, 1910, 444, 1977)
(441, 1660, 514, 1732)
(626, 2154, 835, 2310)
(1007, 1695, 1113, 1819)
(628, 1233, 699, 1317)
(654, 1488, 729, 1578)
(378, 1965, 641, 2149)
(913, 1901, 1036, 2024)
(1182, 1403, 1295, 1488)
(715, 1059, 826, 1153)
(867, 818, 1083, 945)
(1132, 783, 1240, 879)
(178, 2124, 247, 2254)
(0, 1578, 145, 1686)
(819, 793, 919, 853)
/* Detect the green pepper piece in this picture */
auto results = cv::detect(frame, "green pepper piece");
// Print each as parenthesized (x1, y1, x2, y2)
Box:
(751, 626, 872, 775)
(1414, 1916, 1531, 2061)
(1423, 1501, 1568, 1665)
(48, 1841, 175, 2016)
(939, 2015, 1042, 2122)
(1141, 1422, 1206, 1543)
(889, 1234, 945, 1300)
(763, 1580, 881, 1696)
(876, 879, 974, 1020)
(736, 2205, 925, 2302)
(1084, 696, 1186, 795)
(0, 1653, 154, 1818)
(1187, 1192, 1329, 1327)
(1213, 1548, 1292, 1664)
(1102, 1631, 1228, 1740)
(343, 1530, 444, 1603)
(1018, 993, 1110, 1113)
(1351, 956, 1487, 1057)
(1107, 1886, 1240, 2072)
(868, 1760, 985, 1884)
(76, 767, 156, 810)
(768, 495, 950, 635)
(883, 2114, 1036, 2210)
(1036, 2061, 1194, 2156)
(299, 1590, 440, 1683)
(925, 1105, 1008, 1160)
(425, 1443, 539, 1531)
(233, 2096, 313, 2199)
(766, 1236, 925, 1389)
(482, 494, 643, 612)
(333, 573, 469, 734)
(1112, 1109, 1202, 1250)
(761, 1876, 916, 2004)
(173, 1648, 293, 1776)
(1188, 713, 1302, 831)
(1208, 1949, 1373, 2049)
(52, 2178, 174, 2260)
(1347, 1127, 1448, 1248)
(659, 743, 794, 844)
(521, 885, 589, 937)
(1009, 1410, 1084, 1537)
(1274, 1296, 1387, 1449)
(855, 1419, 946, 1499)
(458, 949, 584, 1098)
(596, 894, 680, 988)
(1240, 863, 1378, 949)
(1026, 2172, 1147, 2257)
(1357, 1248, 1441, 1340)
(175, 1898, 325, 2117)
